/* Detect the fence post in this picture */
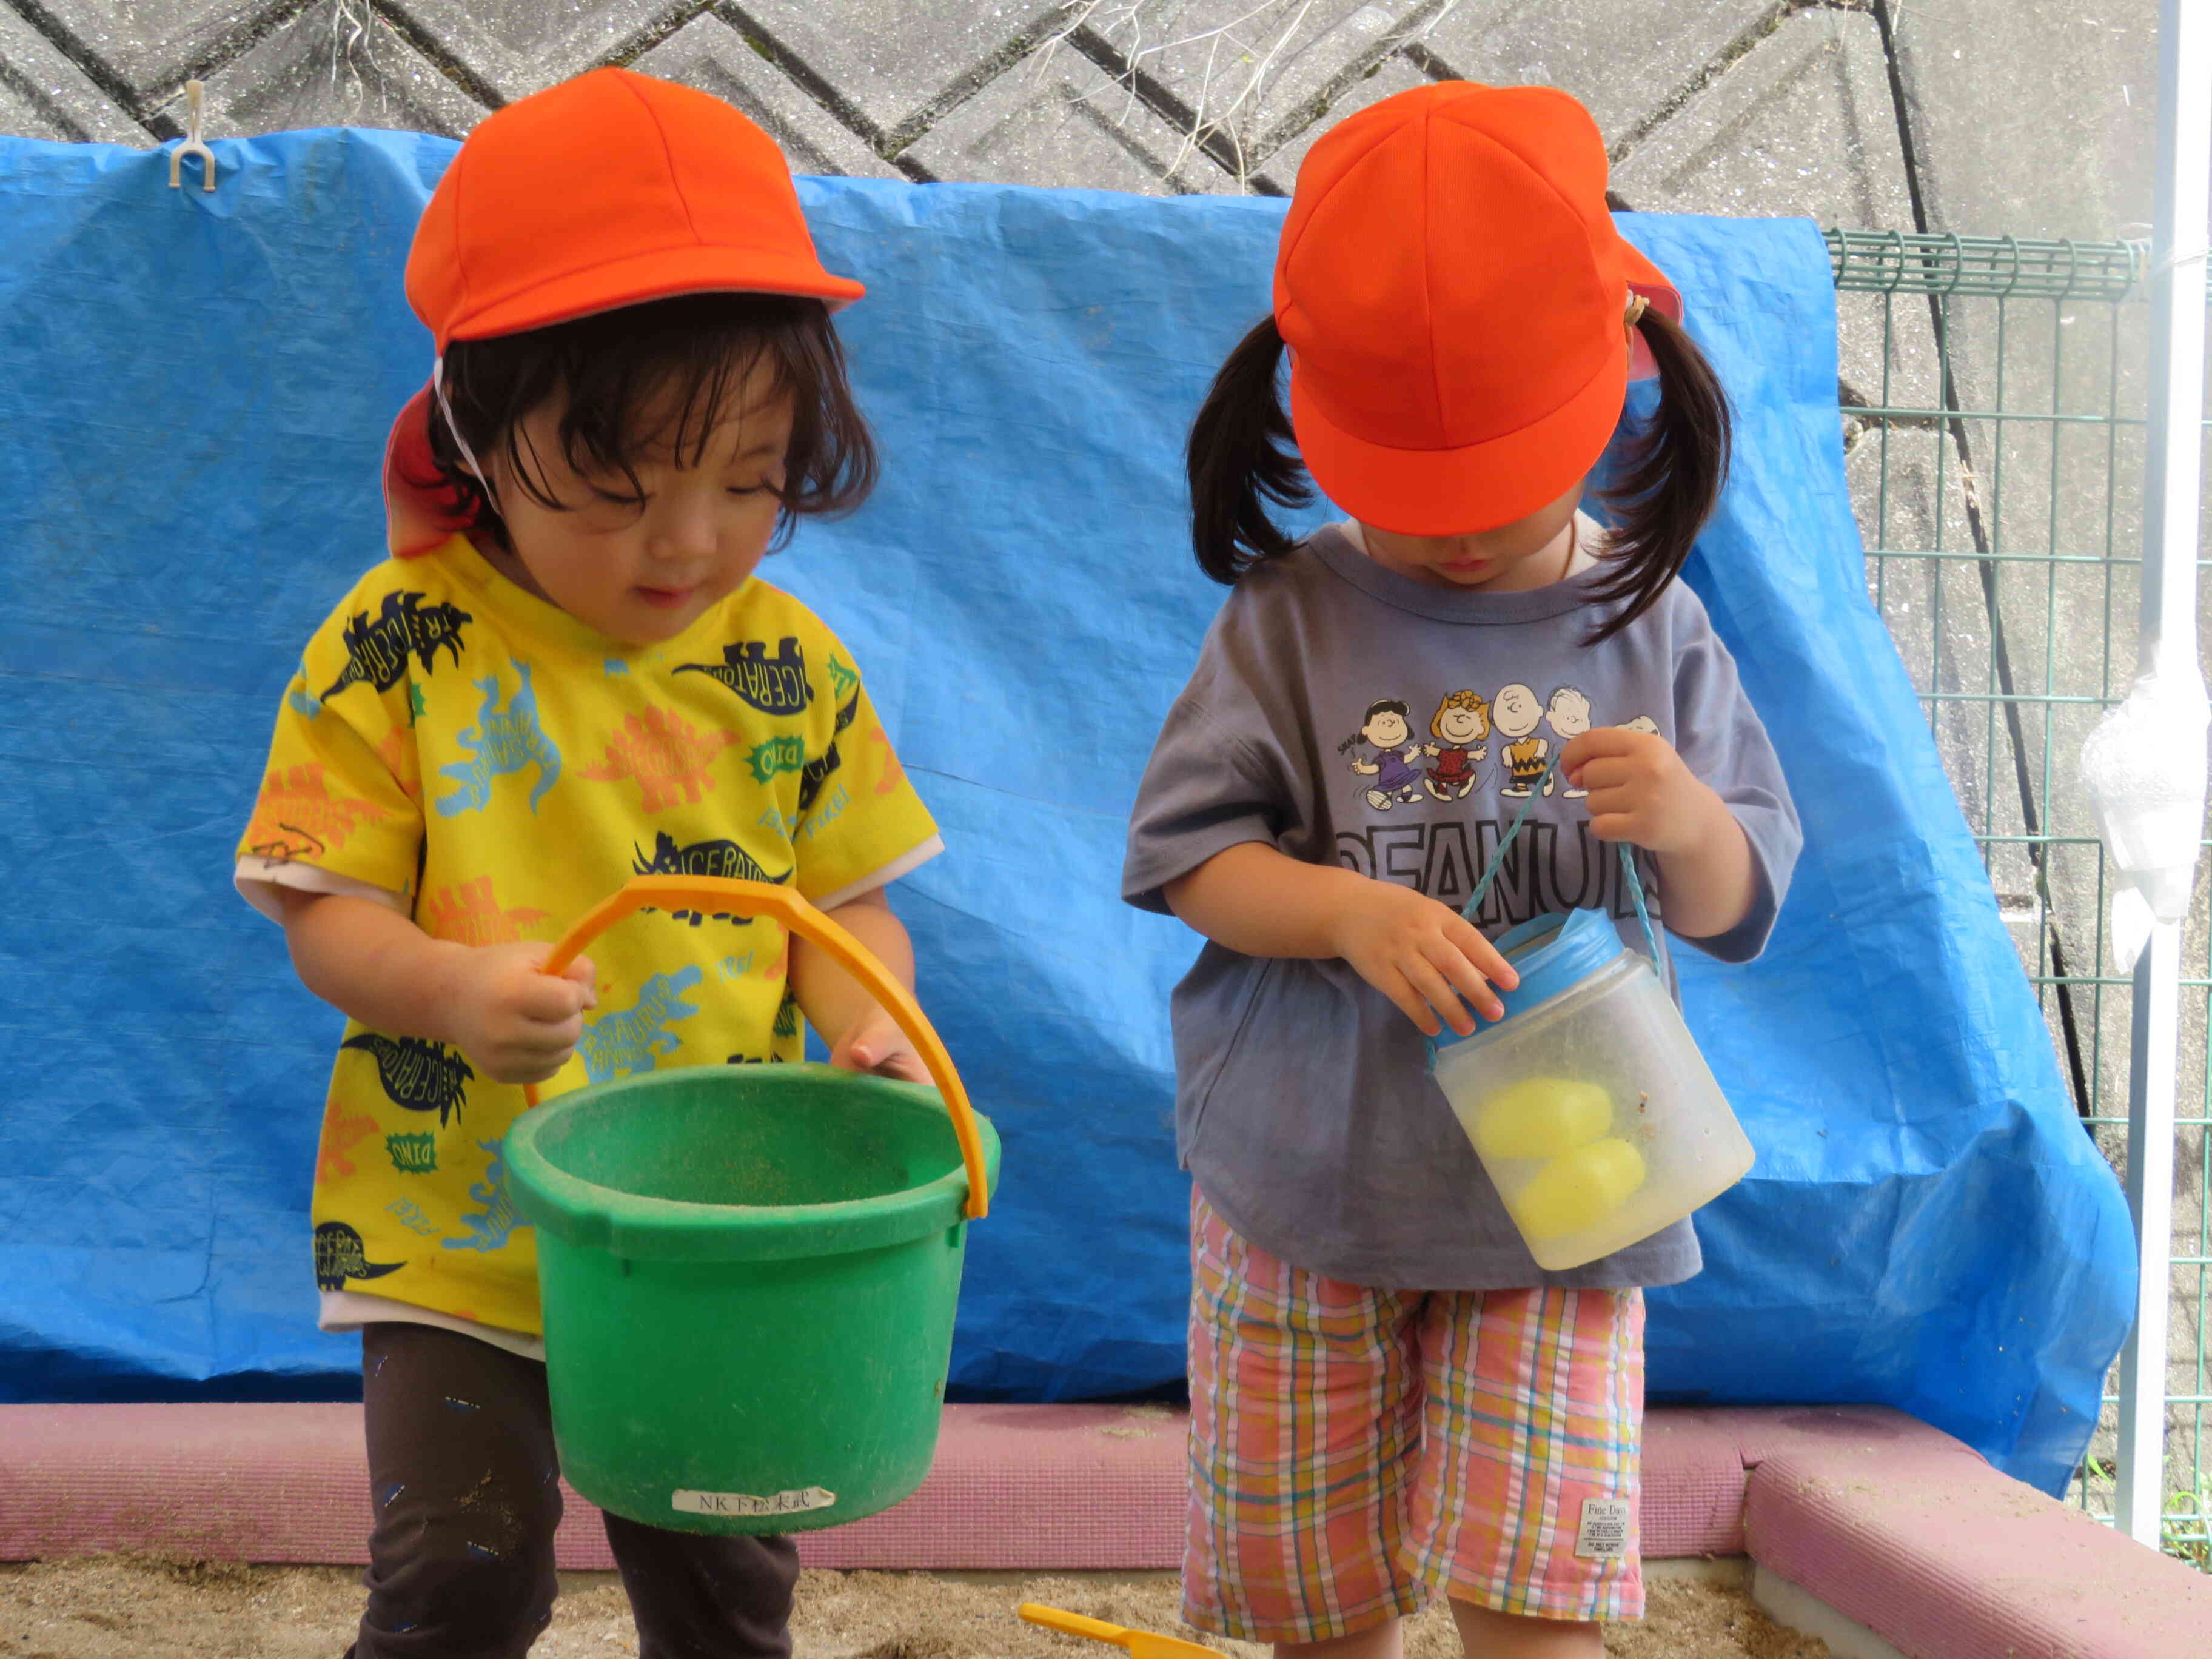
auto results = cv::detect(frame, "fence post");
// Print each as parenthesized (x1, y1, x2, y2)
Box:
(2113, 0, 2210, 1552)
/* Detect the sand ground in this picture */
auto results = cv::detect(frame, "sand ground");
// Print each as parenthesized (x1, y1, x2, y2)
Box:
(0, 1557, 1828, 1658)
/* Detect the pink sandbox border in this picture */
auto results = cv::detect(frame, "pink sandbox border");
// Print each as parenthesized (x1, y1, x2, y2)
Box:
(4, 1402, 2209, 1654)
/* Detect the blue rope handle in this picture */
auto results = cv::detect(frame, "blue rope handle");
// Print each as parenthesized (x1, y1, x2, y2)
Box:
(1427, 748, 1674, 1068)
(1458, 750, 1563, 923)
(1453, 747, 1669, 972)
(1618, 842, 1666, 973)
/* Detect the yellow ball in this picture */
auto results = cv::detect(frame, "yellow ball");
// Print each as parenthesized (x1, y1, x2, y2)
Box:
(1470, 1078, 1614, 1164)
(1509, 1138, 1648, 1242)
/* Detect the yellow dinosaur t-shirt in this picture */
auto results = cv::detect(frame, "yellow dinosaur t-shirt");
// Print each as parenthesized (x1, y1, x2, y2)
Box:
(235, 536, 940, 1341)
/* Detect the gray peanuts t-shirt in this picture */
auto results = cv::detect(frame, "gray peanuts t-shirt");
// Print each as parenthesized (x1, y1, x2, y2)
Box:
(1122, 521, 1801, 1290)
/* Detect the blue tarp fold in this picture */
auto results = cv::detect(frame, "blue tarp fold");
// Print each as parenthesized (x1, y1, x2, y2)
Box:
(0, 129, 2131, 1493)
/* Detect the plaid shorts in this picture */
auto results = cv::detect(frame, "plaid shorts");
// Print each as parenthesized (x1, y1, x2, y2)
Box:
(1184, 1189, 1646, 1643)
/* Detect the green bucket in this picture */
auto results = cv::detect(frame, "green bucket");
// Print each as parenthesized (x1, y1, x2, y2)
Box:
(501, 875, 1001, 1536)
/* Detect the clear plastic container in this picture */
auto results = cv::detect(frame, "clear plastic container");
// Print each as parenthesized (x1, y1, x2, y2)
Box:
(1431, 908, 1753, 1270)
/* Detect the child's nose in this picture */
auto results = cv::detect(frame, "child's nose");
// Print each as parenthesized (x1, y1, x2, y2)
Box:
(646, 491, 718, 566)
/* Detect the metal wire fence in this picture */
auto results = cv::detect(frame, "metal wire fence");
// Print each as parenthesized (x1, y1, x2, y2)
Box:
(1828, 228, 2211, 1567)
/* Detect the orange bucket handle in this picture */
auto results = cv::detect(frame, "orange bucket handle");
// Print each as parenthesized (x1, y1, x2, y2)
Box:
(520, 875, 988, 1221)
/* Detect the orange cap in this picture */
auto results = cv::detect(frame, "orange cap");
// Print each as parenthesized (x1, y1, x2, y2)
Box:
(383, 67, 862, 555)
(1273, 82, 1680, 537)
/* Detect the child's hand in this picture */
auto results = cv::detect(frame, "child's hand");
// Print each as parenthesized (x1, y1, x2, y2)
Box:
(1329, 880, 1518, 1039)
(1561, 727, 1726, 854)
(443, 943, 599, 1085)
(830, 1009, 930, 1084)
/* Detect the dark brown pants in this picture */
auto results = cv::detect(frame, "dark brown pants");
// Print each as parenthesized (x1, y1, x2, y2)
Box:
(345, 1322, 800, 1659)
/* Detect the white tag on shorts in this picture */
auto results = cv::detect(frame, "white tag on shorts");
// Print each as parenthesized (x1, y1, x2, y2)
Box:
(1575, 1497, 1632, 1558)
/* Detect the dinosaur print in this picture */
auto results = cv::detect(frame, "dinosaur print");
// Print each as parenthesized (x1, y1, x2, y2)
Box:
(243, 762, 395, 862)
(373, 726, 422, 800)
(578, 966, 705, 1084)
(317, 1108, 381, 1184)
(443, 1141, 531, 1255)
(674, 637, 811, 714)
(797, 692, 862, 813)
(421, 876, 550, 947)
(866, 723, 907, 796)
(631, 832, 790, 925)
(436, 660, 561, 817)
(579, 708, 739, 813)
(341, 1033, 475, 1127)
(286, 662, 323, 720)
(321, 591, 472, 703)
(745, 733, 806, 784)
(315, 1221, 405, 1290)
(798, 746, 842, 813)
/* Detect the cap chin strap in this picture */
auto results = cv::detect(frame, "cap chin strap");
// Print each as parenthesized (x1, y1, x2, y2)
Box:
(431, 355, 499, 515)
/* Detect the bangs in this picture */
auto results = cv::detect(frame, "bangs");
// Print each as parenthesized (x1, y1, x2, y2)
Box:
(432, 292, 877, 549)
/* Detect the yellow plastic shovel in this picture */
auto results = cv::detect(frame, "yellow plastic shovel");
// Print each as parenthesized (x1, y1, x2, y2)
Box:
(1018, 1604, 1228, 1659)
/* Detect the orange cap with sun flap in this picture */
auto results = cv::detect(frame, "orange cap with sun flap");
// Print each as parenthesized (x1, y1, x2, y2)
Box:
(1273, 82, 1680, 537)
(381, 67, 862, 558)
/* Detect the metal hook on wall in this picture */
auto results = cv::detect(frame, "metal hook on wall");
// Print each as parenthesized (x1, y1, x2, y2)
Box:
(167, 80, 216, 193)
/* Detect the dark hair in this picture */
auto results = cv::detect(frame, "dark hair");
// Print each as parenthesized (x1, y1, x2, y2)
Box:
(1188, 316, 1311, 582)
(1185, 307, 1732, 645)
(1585, 306, 1731, 641)
(426, 292, 877, 553)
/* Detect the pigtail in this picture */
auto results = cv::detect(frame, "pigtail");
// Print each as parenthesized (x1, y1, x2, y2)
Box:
(1586, 306, 1731, 643)
(1188, 315, 1313, 583)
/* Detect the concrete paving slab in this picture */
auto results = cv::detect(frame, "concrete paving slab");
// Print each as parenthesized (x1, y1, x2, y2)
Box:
(902, 36, 1235, 193)
(1610, 10, 1906, 226)
(1612, 11, 1914, 422)
(1889, 0, 2158, 243)
(167, 2, 487, 138)
(734, 0, 1081, 150)
(26, 0, 295, 105)
(386, 0, 685, 104)
(1248, 47, 1429, 193)
(632, 15, 897, 178)
(0, 5, 154, 142)
(1075, 0, 1435, 181)
(1413, 0, 1776, 153)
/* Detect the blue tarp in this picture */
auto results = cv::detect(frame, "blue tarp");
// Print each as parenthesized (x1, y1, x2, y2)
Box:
(0, 128, 2133, 1495)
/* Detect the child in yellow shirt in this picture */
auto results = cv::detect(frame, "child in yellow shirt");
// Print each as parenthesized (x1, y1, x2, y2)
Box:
(234, 69, 937, 1659)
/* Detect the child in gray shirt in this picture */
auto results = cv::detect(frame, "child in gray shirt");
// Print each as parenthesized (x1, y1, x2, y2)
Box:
(1120, 82, 1800, 1658)
(1123, 511, 1799, 1290)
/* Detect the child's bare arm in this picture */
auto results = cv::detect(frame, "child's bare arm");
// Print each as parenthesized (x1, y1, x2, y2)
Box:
(1643, 805, 1756, 939)
(1164, 843, 1517, 1037)
(273, 888, 596, 1085)
(1560, 727, 1758, 940)
(789, 887, 926, 1081)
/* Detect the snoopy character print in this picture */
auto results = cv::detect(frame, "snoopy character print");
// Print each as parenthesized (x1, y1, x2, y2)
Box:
(1341, 700, 1427, 810)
